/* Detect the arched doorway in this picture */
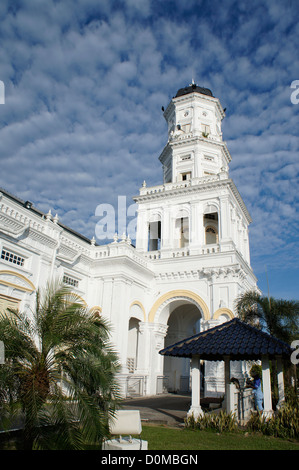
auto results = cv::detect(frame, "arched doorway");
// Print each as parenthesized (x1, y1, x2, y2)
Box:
(148, 290, 210, 396)
(162, 299, 203, 393)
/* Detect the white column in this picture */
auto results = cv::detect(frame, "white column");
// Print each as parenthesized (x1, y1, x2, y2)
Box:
(135, 209, 148, 252)
(161, 206, 171, 249)
(146, 323, 168, 396)
(154, 323, 169, 381)
(187, 355, 203, 419)
(189, 202, 198, 248)
(262, 355, 272, 415)
(277, 356, 285, 406)
(136, 322, 149, 375)
(219, 195, 230, 241)
(224, 355, 231, 412)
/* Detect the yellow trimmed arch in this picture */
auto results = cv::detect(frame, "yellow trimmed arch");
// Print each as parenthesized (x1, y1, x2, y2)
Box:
(148, 290, 210, 323)
(213, 307, 234, 320)
(130, 300, 146, 322)
(0, 270, 36, 292)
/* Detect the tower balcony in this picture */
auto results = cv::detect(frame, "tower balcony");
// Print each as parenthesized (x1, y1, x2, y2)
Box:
(139, 173, 227, 197)
(144, 242, 234, 260)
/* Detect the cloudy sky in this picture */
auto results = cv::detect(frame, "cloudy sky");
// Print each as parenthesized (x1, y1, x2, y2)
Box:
(0, 0, 298, 300)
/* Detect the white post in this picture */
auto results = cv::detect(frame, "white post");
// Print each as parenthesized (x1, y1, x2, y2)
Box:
(262, 355, 272, 415)
(187, 355, 203, 419)
(276, 356, 285, 406)
(224, 356, 231, 412)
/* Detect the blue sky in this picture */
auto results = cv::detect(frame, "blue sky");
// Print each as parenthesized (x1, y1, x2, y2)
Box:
(0, 0, 298, 300)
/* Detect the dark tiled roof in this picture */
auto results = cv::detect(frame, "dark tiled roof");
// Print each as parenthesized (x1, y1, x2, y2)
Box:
(175, 84, 213, 98)
(159, 318, 293, 360)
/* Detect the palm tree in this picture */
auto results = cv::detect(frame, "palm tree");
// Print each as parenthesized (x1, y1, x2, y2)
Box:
(235, 290, 299, 344)
(0, 281, 121, 450)
(235, 291, 299, 400)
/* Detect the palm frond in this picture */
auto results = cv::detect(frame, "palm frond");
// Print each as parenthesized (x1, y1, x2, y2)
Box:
(0, 280, 120, 449)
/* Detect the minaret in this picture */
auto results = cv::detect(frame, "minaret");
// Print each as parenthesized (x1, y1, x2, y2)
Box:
(160, 82, 228, 184)
(134, 83, 252, 268)
(160, 84, 231, 183)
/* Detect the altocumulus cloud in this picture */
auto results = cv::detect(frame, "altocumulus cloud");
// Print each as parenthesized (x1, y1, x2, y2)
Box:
(0, 0, 298, 299)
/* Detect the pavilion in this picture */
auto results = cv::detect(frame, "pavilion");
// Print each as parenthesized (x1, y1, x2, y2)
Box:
(159, 318, 294, 419)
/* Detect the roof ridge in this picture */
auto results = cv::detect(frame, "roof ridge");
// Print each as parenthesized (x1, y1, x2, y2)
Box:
(236, 316, 292, 348)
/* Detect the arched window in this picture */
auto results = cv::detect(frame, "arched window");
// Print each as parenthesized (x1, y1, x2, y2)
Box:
(148, 220, 161, 251)
(175, 217, 189, 248)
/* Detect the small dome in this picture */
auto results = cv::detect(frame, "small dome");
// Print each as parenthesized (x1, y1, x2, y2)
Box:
(175, 83, 213, 98)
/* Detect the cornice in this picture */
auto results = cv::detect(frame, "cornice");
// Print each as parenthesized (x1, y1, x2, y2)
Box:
(135, 176, 227, 200)
(228, 180, 252, 224)
(27, 227, 59, 249)
(0, 213, 28, 238)
(153, 263, 250, 283)
(159, 135, 231, 164)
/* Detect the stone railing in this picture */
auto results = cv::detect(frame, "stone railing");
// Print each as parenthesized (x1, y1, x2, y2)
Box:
(93, 238, 148, 268)
(144, 244, 223, 260)
(139, 174, 226, 197)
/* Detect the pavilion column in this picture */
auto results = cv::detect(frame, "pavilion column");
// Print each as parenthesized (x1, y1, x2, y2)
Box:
(262, 355, 272, 415)
(276, 355, 285, 406)
(224, 355, 233, 413)
(187, 355, 203, 419)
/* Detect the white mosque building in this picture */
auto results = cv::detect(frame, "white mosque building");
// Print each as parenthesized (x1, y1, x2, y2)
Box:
(0, 83, 257, 397)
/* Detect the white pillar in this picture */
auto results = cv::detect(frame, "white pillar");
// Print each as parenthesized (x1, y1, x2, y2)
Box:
(262, 355, 272, 415)
(136, 322, 150, 376)
(161, 206, 171, 249)
(224, 355, 231, 412)
(219, 195, 230, 241)
(277, 356, 285, 406)
(187, 355, 203, 419)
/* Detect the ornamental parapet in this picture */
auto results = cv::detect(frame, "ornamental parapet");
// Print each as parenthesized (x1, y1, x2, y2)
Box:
(138, 174, 226, 197)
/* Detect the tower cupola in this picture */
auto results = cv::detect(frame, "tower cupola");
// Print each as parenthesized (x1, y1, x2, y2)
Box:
(160, 83, 228, 184)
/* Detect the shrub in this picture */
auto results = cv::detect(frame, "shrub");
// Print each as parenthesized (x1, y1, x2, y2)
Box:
(185, 410, 238, 433)
(247, 399, 299, 439)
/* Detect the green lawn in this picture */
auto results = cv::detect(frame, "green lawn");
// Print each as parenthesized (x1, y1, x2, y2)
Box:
(1, 423, 298, 450)
(140, 424, 299, 451)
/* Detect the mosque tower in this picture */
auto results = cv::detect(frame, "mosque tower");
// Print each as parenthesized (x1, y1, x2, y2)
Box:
(135, 82, 252, 267)
(133, 83, 257, 395)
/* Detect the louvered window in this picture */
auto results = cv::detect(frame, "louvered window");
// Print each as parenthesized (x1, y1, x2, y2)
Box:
(63, 274, 79, 288)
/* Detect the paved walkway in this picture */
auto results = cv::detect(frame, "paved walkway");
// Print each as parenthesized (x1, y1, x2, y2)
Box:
(121, 393, 192, 426)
